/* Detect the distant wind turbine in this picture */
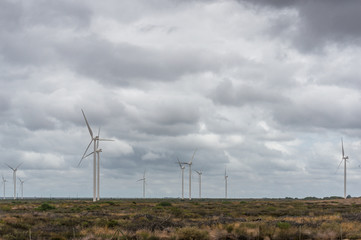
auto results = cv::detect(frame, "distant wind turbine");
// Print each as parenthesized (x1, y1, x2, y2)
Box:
(137, 170, 146, 198)
(337, 138, 349, 199)
(195, 170, 202, 198)
(79, 110, 114, 202)
(225, 168, 228, 199)
(18, 177, 25, 199)
(5, 163, 22, 200)
(182, 149, 197, 200)
(177, 158, 185, 199)
(2, 175, 7, 200)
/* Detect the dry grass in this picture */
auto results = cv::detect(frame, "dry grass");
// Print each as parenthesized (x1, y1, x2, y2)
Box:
(0, 198, 361, 239)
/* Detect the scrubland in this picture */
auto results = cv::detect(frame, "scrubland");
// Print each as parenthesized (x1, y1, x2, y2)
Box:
(1, 197, 361, 239)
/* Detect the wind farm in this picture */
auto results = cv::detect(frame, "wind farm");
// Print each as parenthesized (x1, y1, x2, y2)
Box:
(2, 0, 361, 238)
(0, 111, 358, 239)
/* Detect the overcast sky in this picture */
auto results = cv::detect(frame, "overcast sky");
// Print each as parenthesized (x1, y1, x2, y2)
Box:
(1, 0, 361, 199)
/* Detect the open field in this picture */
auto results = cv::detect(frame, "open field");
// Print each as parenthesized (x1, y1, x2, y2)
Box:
(1, 198, 361, 239)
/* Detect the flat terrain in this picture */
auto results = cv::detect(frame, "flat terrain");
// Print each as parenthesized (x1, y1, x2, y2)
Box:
(1, 197, 361, 239)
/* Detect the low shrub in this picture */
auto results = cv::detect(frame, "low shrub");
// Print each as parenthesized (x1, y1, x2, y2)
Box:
(107, 219, 119, 228)
(157, 201, 172, 207)
(170, 207, 183, 217)
(177, 227, 208, 240)
(277, 221, 291, 230)
(37, 203, 55, 211)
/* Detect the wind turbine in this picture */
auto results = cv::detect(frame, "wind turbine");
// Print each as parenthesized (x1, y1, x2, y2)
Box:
(137, 170, 146, 198)
(5, 163, 22, 200)
(195, 170, 202, 198)
(81, 127, 113, 201)
(182, 149, 197, 200)
(337, 138, 349, 199)
(18, 177, 25, 199)
(224, 168, 228, 199)
(79, 110, 114, 202)
(2, 175, 7, 200)
(177, 158, 185, 199)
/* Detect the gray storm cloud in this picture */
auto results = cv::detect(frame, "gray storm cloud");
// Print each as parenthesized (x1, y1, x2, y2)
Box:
(1, 0, 361, 199)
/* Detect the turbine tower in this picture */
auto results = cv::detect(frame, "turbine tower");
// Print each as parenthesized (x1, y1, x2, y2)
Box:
(224, 168, 228, 199)
(79, 110, 114, 202)
(137, 170, 146, 198)
(18, 177, 25, 199)
(2, 175, 7, 200)
(195, 170, 202, 198)
(96, 145, 102, 201)
(5, 163, 22, 200)
(337, 138, 349, 199)
(177, 158, 185, 199)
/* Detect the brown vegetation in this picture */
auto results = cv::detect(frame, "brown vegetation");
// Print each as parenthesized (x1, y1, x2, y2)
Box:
(0, 197, 361, 239)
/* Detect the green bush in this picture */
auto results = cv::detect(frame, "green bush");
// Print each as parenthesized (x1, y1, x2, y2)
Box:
(37, 203, 55, 211)
(276, 221, 291, 230)
(157, 201, 172, 207)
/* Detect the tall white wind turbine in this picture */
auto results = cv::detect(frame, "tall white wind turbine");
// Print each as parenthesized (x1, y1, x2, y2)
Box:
(195, 170, 202, 198)
(177, 158, 185, 199)
(337, 138, 349, 199)
(5, 163, 22, 200)
(224, 168, 228, 199)
(79, 110, 114, 202)
(18, 177, 25, 199)
(137, 170, 146, 198)
(2, 175, 7, 200)
(182, 149, 197, 200)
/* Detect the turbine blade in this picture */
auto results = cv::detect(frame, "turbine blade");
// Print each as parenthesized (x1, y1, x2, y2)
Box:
(82, 109, 93, 138)
(341, 138, 345, 158)
(81, 140, 93, 159)
(15, 162, 23, 170)
(5, 163, 15, 171)
(177, 157, 182, 168)
(335, 159, 344, 173)
(98, 127, 101, 137)
(98, 138, 115, 141)
(191, 148, 197, 163)
(84, 151, 95, 159)
(77, 158, 85, 167)
(78, 151, 94, 167)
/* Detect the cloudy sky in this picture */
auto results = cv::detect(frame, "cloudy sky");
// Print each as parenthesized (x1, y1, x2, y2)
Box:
(1, 0, 361, 199)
